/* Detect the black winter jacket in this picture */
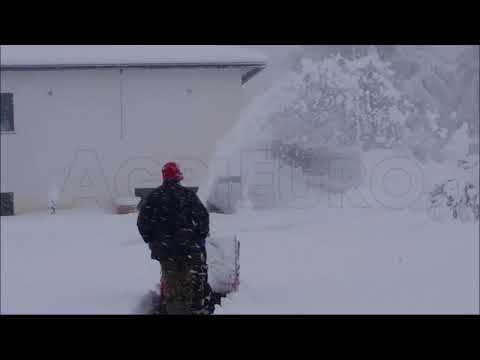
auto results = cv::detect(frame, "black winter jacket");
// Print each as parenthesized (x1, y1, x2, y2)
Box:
(137, 181, 210, 261)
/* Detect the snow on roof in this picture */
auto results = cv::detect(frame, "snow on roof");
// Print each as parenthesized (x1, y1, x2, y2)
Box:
(0, 45, 267, 83)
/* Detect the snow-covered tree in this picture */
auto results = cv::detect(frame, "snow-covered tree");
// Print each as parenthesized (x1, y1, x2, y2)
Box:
(210, 46, 478, 215)
(427, 122, 479, 222)
(454, 46, 479, 146)
(262, 48, 412, 168)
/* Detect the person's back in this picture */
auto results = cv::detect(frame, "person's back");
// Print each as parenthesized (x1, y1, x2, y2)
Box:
(138, 180, 209, 258)
(137, 162, 213, 314)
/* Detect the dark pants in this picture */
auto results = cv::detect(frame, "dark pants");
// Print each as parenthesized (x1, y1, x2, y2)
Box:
(159, 248, 213, 315)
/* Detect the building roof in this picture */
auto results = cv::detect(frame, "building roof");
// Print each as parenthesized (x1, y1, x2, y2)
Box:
(0, 45, 267, 84)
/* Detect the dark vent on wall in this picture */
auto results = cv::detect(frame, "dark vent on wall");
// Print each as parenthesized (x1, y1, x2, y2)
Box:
(1, 192, 14, 216)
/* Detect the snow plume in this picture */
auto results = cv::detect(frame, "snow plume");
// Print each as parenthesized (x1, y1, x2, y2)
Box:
(201, 46, 479, 216)
(201, 49, 402, 211)
(198, 70, 298, 208)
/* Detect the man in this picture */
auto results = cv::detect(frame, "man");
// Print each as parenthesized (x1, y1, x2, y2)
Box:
(137, 162, 214, 314)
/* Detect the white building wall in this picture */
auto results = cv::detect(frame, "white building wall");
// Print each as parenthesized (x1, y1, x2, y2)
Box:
(1, 67, 243, 213)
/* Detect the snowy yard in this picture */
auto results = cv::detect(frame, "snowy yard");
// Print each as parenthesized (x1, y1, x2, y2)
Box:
(1, 206, 478, 314)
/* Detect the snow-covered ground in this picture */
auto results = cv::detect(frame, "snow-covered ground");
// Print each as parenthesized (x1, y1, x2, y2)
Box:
(1, 205, 478, 314)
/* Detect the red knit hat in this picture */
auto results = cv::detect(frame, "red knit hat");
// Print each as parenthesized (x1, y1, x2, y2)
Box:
(162, 162, 183, 181)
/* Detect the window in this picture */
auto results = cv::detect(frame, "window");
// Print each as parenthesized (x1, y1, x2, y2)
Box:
(1, 93, 14, 132)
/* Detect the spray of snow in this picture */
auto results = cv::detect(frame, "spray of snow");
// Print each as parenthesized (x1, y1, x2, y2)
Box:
(200, 50, 405, 211)
(198, 71, 299, 206)
(201, 46, 478, 218)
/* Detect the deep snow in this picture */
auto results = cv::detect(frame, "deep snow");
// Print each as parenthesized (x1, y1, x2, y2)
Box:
(1, 205, 478, 314)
